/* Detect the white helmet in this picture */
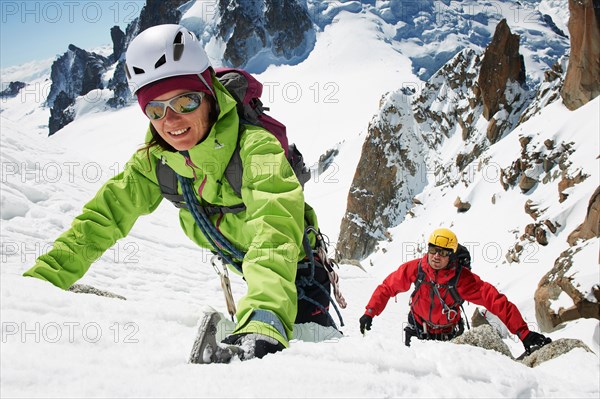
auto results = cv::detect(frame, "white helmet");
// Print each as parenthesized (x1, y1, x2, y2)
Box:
(125, 24, 212, 94)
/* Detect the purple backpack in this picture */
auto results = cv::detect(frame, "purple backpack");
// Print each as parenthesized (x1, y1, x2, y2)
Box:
(215, 68, 289, 157)
(214, 68, 310, 196)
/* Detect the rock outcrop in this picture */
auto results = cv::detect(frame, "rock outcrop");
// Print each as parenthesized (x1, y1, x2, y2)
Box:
(500, 137, 575, 196)
(477, 19, 526, 122)
(454, 197, 471, 212)
(0, 81, 26, 98)
(501, 134, 592, 263)
(533, 187, 600, 329)
(106, 62, 131, 109)
(68, 284, 126, 300)
(535, 244, 600, 332)
(336, 92, 426, 261)
(567, 186, 600, 246)
(106, 26, 127, 107)
(452, 325, 513, 358)
(518, 338, 594, 367)
(560, 0, 600, 110)
(48, 91, 76, 137)
(47, 45, 110, 109)
(452, 326, 594, 368)
(477, 19, 526, 144)
(109, 26, 126, 63)
(47, 45, 110, 135)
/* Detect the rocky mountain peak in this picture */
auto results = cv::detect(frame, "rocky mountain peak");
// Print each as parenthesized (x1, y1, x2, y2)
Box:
(47, 45, 110, 109)
(109, 26, 126, 63)
(477, 19, 526, 122)
(336, 91, 427, 262)
(336, 19, 537, 262)
(47, 45, 110, 135)
(217, 0, 313, 68)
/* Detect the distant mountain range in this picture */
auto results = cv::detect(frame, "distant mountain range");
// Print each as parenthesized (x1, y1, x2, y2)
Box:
(1, 0, 571, 135)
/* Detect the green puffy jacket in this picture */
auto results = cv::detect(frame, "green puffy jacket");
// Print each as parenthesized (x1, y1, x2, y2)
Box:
(24, 77, 319, 346)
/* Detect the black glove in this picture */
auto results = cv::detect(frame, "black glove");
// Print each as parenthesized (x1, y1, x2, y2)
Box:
(359, 314, 373, 335)
(522, 331, 552, 354)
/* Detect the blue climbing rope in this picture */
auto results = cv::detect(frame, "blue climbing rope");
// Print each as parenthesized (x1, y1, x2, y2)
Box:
(177, 174, 244, 273)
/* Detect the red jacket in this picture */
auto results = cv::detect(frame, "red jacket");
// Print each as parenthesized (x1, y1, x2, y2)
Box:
(365, 255, 530, 340)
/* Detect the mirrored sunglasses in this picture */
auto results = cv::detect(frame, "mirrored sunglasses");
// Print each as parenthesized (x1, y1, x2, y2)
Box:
(144, 92, 205, 120)
(428, 246, 453, 257)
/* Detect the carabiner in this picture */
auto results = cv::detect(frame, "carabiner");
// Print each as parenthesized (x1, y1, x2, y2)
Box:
(211, 255, 222, 276)
(443, 307, 458, 321)
(210, 255, 237, 322)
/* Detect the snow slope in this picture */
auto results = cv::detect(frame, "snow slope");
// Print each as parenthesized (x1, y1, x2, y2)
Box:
(1, 7, 599, 399)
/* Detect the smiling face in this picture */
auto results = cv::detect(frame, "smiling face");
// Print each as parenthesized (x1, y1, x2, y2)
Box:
(148, 89, 213, 151)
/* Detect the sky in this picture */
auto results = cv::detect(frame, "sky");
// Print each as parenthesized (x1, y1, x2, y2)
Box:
(0, 0, 145, 69)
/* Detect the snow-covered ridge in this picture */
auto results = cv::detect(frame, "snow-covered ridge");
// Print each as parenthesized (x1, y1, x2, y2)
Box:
(0, 0, 570, 138)
(1, 92, 598, 396)
(307, 0, 569, 82)
(0, 58, 54, 84)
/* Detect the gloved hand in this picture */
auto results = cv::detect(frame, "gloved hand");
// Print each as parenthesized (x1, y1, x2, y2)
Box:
(522, 331, 552, 354)
(221, 333, 284, 361)
(359, 314, 373, 335)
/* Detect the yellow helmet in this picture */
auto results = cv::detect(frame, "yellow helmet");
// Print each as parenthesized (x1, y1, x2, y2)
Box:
(428, 228, 458, 253)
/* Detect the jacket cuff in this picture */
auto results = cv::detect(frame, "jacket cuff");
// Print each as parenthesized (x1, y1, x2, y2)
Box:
(517, 328, 530, 341)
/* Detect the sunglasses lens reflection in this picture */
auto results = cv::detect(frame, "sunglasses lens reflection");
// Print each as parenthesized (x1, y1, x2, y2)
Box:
(144, 92, 204, 120)
(171, 93, 202, 113)
(145, 103, 166, 120)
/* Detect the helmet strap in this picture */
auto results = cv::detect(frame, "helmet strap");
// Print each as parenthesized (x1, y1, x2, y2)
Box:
(197, 71, 220, 116)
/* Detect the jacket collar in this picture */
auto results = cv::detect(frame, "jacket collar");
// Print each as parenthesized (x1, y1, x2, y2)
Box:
(421, 254, 457, 283)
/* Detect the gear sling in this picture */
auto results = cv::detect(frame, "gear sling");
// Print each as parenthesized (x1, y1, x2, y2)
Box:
(156, 68, 346, 330)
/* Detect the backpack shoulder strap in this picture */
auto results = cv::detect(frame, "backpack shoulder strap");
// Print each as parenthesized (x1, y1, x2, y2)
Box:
(156, 158, 246, 215)
(410, 260, 426, 299)
(224, 142, 243, 197)
(156, 160, 187, 208)
(447, 264, 464, 306)
(225, 128, 311, 196)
